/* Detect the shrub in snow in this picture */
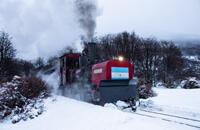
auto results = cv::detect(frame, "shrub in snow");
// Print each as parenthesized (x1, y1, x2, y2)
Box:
(18, 74, 50, 99)
(182, 77, 200, 89)
(137, 78, 157, 99)
(0, 75, 50, 123)
(165, 81, 177, 88)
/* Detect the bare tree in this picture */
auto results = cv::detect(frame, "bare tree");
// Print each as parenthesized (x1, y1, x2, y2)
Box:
(0, 31, 16, 80)
(158, 41, 184, 87)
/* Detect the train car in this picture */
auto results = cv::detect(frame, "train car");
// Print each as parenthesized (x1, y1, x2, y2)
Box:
(59, 53, 81, 86)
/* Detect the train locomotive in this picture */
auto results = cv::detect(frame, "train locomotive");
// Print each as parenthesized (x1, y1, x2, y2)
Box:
(59, 42, 139, 110)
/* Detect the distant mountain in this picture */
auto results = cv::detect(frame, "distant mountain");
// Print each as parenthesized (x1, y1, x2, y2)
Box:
(173, 40, 200, 56)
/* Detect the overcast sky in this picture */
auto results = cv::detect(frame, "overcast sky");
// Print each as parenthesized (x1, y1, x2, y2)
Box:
(0, 0, 200, 60)
(96, 0, 200, 40)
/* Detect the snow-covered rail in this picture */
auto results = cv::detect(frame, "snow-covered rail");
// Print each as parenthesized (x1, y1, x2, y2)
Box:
(134, 109, 200, 129)
(139, 109, 200, 123)
(112, 101, 200, 129)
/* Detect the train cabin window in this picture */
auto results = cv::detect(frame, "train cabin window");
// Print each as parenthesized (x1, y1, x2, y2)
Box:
(60, 58, 64, 68)
(64, 57, 66, 67)
(75, 60, 79, 68)
(66, 56, 74, 66)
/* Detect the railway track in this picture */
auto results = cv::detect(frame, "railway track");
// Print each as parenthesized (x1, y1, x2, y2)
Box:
(133, 108, 200, 129)
(139, 109, 200, 122)
(113, 102, 200, 129)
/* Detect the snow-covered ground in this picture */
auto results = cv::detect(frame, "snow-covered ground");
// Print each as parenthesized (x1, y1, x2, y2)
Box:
(184, 56, 200, 62)
(142, 88, 200, 112)
(1, 88, 200, 130)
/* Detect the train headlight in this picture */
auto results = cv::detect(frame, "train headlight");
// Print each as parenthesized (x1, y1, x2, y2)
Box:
(118, 56, 124, 61)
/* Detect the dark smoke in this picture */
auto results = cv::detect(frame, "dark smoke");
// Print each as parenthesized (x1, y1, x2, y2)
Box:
(74, 0, 98, 41)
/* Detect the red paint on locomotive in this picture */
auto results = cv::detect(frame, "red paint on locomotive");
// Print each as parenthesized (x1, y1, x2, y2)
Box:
(91, 60, 133, 88)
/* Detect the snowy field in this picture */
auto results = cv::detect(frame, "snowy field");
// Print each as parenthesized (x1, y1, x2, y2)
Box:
(0, 88, 200, 130)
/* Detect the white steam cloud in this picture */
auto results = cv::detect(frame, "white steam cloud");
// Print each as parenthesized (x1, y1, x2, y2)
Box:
(41, 68, 92, 101)
(0, 0, 99, 60)
(74, 0, 98, 41)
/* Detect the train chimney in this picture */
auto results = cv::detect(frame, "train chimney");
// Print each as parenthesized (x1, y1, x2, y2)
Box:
(88, 42, 96, 64)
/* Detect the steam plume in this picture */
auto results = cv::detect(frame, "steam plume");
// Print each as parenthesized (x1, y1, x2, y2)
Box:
(74, 0, 98, 41)
(0, 0, 100, 60)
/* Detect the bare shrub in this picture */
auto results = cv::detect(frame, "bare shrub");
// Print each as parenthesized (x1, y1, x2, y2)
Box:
(18, 75, 50, 99)
(0, 75, 50, 123)
(183, 78, 200, 89)
(137, 78, 156, 99)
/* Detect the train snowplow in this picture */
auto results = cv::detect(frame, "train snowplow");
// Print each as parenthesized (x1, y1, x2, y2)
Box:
(99, 80, 138, 103)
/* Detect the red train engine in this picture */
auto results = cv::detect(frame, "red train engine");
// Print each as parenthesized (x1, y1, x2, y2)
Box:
(92, 60, 139, 104)
(59, 43, 139, 109)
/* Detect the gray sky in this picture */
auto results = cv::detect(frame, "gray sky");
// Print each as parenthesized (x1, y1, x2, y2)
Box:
(96, 0, 200, 40)
(0, 0, 200, 60)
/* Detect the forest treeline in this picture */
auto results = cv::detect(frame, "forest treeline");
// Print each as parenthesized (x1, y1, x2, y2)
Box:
(0, 31, 35, 82)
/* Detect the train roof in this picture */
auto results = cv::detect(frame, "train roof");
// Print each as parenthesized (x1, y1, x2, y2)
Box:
(92, 60, 132, 69)
(59, 53, 81, 59)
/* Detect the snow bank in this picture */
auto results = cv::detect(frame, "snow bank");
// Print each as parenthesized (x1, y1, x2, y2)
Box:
(1, 94, 198, 130)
